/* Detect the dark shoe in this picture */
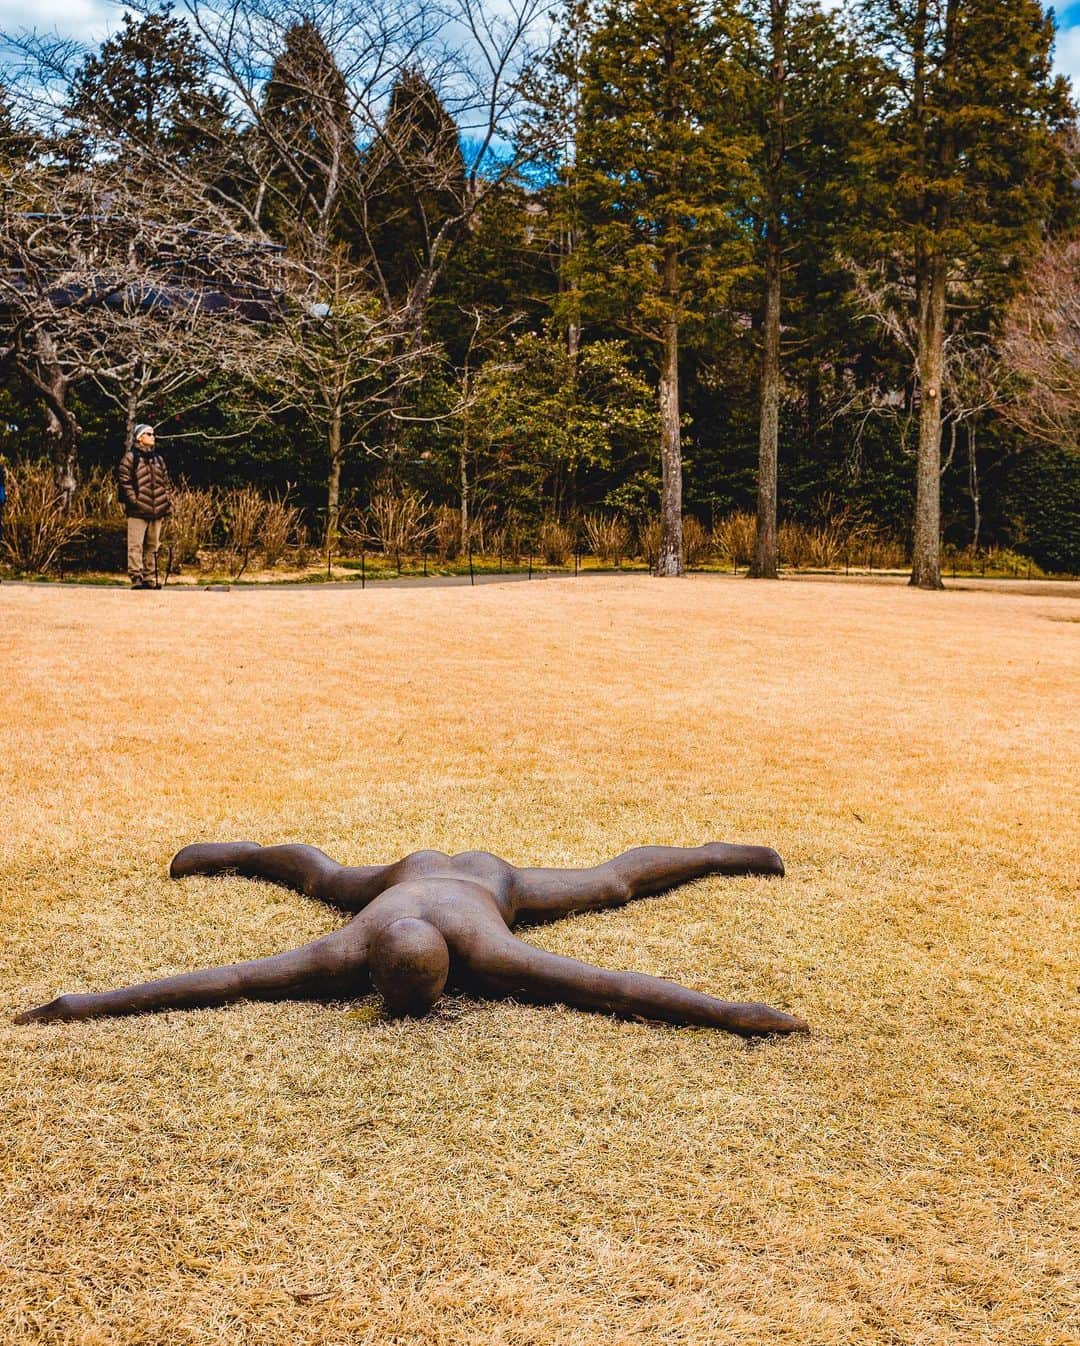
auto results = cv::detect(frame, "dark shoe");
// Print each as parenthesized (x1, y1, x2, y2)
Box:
(144, 579, 161, 589)
(130, 576, 146, 589)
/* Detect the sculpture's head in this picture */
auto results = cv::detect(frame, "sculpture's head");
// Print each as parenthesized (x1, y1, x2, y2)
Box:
(369, 917, 450, 1018)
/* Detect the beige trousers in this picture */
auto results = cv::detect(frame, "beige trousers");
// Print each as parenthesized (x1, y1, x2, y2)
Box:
(127, 517, 163, 582)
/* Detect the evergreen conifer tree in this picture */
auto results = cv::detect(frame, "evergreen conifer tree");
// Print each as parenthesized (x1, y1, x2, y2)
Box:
(575, 0, 754, 575)
(860, 0, 1073, 588)
(66, 6, 229, 168)
(741, 0, 881, 578)
(362, 69, 467, 325)
(258, 19, 361, 251)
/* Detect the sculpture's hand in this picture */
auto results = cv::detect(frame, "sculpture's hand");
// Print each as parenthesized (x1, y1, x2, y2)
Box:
(14, 994, 92, 1025)
(457, 928, 809, 1037)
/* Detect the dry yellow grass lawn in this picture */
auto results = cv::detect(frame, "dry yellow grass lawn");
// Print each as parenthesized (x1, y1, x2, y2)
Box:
(0, 576, 1076, 1346)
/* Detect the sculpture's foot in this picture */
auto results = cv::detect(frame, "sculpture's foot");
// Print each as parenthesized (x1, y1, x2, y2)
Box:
(708, 844, 784, 878)
(745, 1005, 809, 1035)
(169, 841, 261, 879)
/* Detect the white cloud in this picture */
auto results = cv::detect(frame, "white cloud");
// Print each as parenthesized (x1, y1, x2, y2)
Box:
(0, 0, 117, 42)
(13, 1, 1080, 98)
(1054, 23, 1080, 93)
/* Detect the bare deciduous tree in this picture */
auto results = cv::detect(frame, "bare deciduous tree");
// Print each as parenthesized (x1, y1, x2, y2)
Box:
(0, 158, 278, 478)
(229, 245, 423, 546)
(999, 237, 1080, 455)
(5, 0, 552, 517)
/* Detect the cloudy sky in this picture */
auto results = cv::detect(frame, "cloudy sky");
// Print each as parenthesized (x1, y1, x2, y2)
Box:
(9, 0, 1080, 88)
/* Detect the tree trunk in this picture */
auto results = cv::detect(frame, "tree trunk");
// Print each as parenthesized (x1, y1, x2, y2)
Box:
(750, 221, 781, 578)
(910, 248, 946, 588)
(656, 244, 683, 577)
(968, 420, 980, 551)
(460, 438, 469, 552)
(27, 333, 80, 504)
(125, 387, 139, 453)
(325, 401, 343, 550)
(907, 0, 951, 590)
(43, 399, 79, 507)
(749, 0, 786, 581)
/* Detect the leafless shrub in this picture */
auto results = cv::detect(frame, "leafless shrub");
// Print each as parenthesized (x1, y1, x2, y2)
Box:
(0, 460, 87, 574)
(538, 518, 574, 565)
(167, 487, 219, 566)
(777, 520, 812, 569)
(259, 496, 302, 568)
(713, 511, 757, 568)
(220, 486, 265, 579)
(490, 516, 530, 564)
(433, 504, 462, 561)
(941, 544, 1040, 577)
(291, 524, 314, 570)
(584, 512, 630, 565)
(638, 518, 662, 568)
(354, 492, 435, 567)
(466, 506, 495, 555)
(865, 534, 907, 570)
(681, 516, 711, 568)
(804, 516, 852, 569)
(75, 466, 124, 523)
(777, 516, 906, 570)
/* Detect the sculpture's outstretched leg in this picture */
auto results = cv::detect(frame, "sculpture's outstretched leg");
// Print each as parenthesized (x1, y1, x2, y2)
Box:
(170, 842, 388, 911)
(14, 920, 370, 1024)
(512, 843, 785, 924)
(459, 928, 807, 1037)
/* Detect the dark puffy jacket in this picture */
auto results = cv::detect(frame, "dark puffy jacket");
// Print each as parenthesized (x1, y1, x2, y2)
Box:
(118, 448, 172, 521)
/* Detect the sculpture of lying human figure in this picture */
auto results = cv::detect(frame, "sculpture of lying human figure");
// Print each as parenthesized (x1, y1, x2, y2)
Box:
(15, 842, 808, 1036)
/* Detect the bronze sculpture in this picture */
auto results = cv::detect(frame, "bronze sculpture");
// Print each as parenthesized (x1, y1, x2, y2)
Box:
(15, 842, 808, 1036)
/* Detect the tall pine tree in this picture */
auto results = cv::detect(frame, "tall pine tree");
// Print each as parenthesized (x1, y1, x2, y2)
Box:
(66, 6, 229, 168)
(741, 0, 880, 578)
(576, 0, 753, 575)
(258, 19, 361, 252)
(861, 0, 1072, 588)
(362, 70, 467, 331)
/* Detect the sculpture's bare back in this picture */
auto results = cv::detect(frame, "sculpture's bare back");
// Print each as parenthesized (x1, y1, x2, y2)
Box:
(16, 842, 808, 1036)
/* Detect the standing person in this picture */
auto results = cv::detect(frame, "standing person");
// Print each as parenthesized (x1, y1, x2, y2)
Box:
(118, 424, 172, 589)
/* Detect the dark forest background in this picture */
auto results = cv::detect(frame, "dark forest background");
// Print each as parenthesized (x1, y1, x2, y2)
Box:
(1, 0, 1078, 576)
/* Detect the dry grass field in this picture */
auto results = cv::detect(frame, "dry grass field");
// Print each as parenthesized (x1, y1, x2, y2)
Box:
(0, 575, 1076, 1346)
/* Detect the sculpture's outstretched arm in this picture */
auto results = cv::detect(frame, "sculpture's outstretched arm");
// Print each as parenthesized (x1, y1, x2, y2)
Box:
(457, 928, 807, 1036)
(170, 842, 389, 911)
(14, 922, 370, 1024)
(511, 843, 785, 924)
